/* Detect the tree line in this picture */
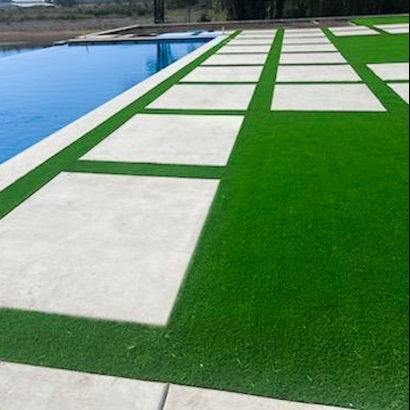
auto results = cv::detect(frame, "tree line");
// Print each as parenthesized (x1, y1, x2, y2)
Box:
(220, 0, 409, 19)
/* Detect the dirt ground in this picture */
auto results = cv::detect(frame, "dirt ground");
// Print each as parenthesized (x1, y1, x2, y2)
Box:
(0, 18, 142, 46)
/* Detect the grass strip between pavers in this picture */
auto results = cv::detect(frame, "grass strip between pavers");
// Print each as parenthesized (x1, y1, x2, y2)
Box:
(0, 28, 409, 410)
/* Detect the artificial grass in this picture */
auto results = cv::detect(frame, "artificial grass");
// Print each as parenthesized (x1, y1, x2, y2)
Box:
(352, 15, 409, 26)
(0, 28, 409, 410)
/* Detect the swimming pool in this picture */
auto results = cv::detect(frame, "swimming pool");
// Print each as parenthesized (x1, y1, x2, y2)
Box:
(0, 41, 207, 164)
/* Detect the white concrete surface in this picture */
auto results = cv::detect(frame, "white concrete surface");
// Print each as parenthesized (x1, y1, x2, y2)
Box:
(282, 44, 338, 53)
(368, 63, 409, 81)
(203, 53, 268, 66)
(218, 45, 271, 54)
(375, 23, 409, 34)
(147, 84, 256, 111)
(0, 36, 227, 194)
(283, 37, 332, 45)
(389, 83, 409, 104)
(330, 27, 380, 36)
(181, 66, 263, 83)
(272, 84, 386, 112)
(0, 362, 166, 410)
(276, 65, 361, 82)
(280, 52, 347, 65)
(285, 29, 324, 35)
(384, 27, 410, 34)
(284, 32, 327, 39)
(228, 38, 274, 46)
(0, 172, 219, 325)
(164, 385, 352, 410)
(240, 30, 277, 36)
(83, 114, 244, 166)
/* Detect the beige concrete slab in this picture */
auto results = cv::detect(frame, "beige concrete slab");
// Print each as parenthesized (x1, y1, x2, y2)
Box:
(181, 66, 263, 83)
(284, 32, 327, 39)
(276, 64, 361, 82)
(83, 114, 244, 166)
(282, 44, 338, 53)
(375, 23, 409, 30)
(375, 23, 409, 34)
(280, 52, 347, 65)
(0, 172, 219, 325)
(368, 63, 409, 81)
(240, 30, 277, 36)
(272, 84, 386, 112)
(203, 53, 268, 66)
(330, 27, 380, 36)
(218, 45, 271, 54)
(283, 37, 333, 45)
(0, 362, 166, 410)
(228, 38, 274, 46)
(164, 385, 352, 410)
(147, 84, 256, 111)
(385, 27, 410, 34)
(389, 83, 409, 104)
(285, 28, 324, 35)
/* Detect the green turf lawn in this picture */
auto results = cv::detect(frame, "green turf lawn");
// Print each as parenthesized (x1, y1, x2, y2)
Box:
(0, 26, 409, 410)
(352, 15, 409, 26)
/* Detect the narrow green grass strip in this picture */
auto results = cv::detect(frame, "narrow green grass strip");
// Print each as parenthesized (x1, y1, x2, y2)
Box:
(68, 161, 224, 180)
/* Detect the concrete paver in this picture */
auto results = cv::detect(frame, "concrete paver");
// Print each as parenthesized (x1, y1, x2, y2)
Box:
(181, 65, 263, 83)
(272, 84, 386, 112)
(368, 62, 409, 81)
(218, 45, 271, 54)
(282, 44, 338, 53)
(203, 53, 268, 65)
(83, 114, 244, 166)
(276, 64, 361, 82)
(147, 84, 256, 111)
(0, 172, 219, 325)
(330, 27, 380, 37)
(280, 52, 347, 65)
(0, 362, 166, 410)
(163, 385, 352, 410)
(389, 83, 409, 103)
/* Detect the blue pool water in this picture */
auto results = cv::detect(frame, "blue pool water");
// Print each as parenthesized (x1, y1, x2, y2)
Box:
(0, 41, 206, 164)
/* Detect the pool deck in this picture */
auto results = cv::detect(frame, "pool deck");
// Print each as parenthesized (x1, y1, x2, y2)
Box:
(0, 18, 409, 410)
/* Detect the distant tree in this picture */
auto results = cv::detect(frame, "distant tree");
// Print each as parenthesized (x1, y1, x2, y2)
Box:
(54, 0, 77, 6)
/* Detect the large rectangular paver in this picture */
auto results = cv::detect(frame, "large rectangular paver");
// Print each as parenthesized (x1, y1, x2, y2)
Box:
(181, 66, 263, 83)
(282, 43, 338, 53)
(218, 45, 271, 54)
(330, 27, 380, 36)
(83, 114, 244, 166)
(147, 84, 256, 111)
(283, 37, 332, 45)
(276, 64, 361, 82)
(272, 84, 386, 112)
(164, 385, 351, 410)
(228, 38, 274, 46)
(284, 32, 327, 39)
(389, 83, 409, 104)
(203, 53, 268, 66)
(280, 52, 347, 65)
(0, 362, 166, 410)
(375, 23, 409, 34)
(0, 172, 219, 325)
(368, 63, 409, 81)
